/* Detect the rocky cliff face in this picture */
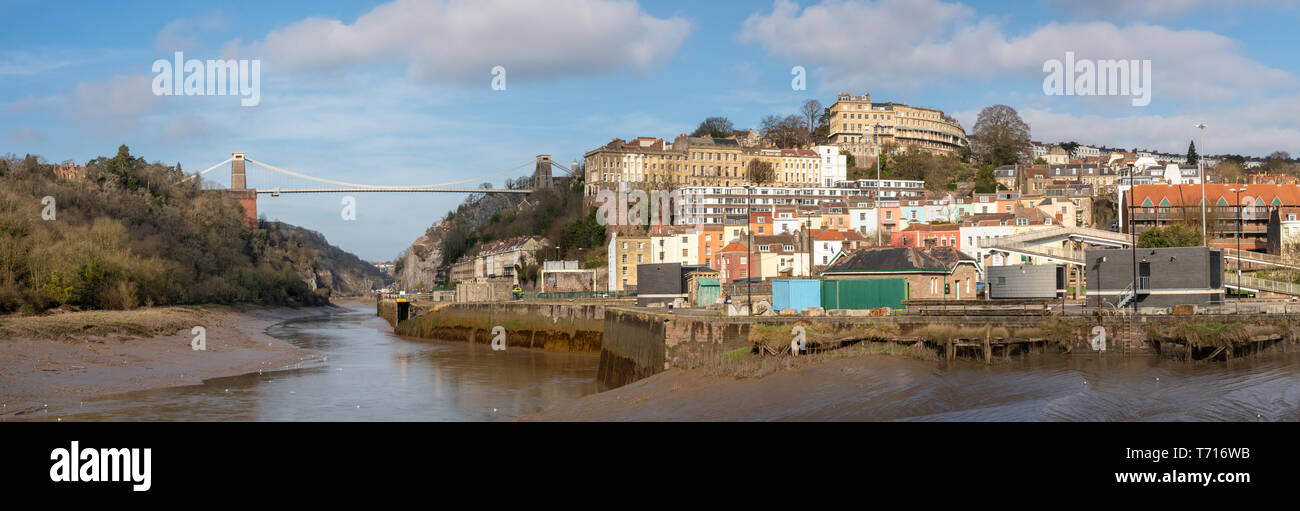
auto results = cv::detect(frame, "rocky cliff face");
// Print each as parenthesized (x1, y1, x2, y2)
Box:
(262, 221, 392, 296)
(394, 192, 518, 291)
(397, 229, 445, 291)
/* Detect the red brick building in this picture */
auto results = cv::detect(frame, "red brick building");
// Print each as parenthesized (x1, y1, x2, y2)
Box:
(891, 223, 961, 250)
(713, 241, 751, 283)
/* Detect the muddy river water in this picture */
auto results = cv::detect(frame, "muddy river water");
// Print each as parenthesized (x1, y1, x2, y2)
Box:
(19, 306, 599, 421)
(16, 304, 1300, 421)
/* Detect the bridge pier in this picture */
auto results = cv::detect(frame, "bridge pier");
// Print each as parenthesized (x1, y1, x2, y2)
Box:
(228, 152, 257, 226)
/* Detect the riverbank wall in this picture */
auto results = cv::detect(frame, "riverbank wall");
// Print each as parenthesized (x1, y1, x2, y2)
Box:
(381, 300, 1299, 391)
(391, 301, 608, 353)
(595, 309, 1299, 390)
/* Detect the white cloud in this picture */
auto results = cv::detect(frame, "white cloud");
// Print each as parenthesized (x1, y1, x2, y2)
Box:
(1043, 0, 1300, 17)
(6, 94, 40, 114)
(0, 50, 89, 76)
(240, 0, 691, 85)
(69, 75, 160, 135)
(155, 15, 228, 53)
(7, 126, 45, 144)
(953, 94, 1300, 157)
(738, 0, 1296, 102)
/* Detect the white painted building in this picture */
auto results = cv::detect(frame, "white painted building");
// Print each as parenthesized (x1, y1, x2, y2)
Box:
(848, 205, 879, 236)
(649, 227, 699, 266)
(1071, 145, 1100, 159)
(814, 145, 848, 187)
(960, 222, 1016, 277)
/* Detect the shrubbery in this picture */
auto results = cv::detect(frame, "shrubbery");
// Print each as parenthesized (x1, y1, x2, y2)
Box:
(0, 146, 329, 313)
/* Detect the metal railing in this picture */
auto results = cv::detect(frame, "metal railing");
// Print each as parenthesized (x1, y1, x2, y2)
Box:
(1228, 272, 1300, 296)
(993, 226, 1133, 246)
(982, 239, 1087, 264)
(1222, 248, 1298, 269)
(1116, 282, 1137, 309)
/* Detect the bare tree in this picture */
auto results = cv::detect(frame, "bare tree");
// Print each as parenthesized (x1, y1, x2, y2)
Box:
(760, 114, 810, 148)
(800, 99, 823, 138)
(970, 104, 1032, 166)
(1213, 161, 1244, 184)
(746, 159, 776, 185)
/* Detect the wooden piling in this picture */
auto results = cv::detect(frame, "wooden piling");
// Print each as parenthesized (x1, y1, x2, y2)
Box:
(983, 327, 992, 365)
(946, 338, 954, 361)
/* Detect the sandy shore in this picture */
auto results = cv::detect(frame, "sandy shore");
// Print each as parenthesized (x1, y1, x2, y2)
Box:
(0, 304, 340, 418)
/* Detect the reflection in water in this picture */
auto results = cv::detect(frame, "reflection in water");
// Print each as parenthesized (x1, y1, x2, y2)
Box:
(16, 305, 1300, 421)
(25, 308, 599, 421)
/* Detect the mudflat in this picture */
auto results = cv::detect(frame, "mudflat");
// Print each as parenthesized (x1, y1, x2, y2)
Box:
(0, 305, 334, 418)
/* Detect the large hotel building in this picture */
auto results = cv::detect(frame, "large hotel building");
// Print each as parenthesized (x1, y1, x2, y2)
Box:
(582, 135, 837, 195)
(827, 92, 969, 164)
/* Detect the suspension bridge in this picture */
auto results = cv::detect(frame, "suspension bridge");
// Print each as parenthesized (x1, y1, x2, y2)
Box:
(186, 152, 576, 224)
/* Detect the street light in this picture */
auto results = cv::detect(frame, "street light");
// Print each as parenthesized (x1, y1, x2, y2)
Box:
(1229, 186, 1244, 313)
(745, 185, 753, 315)
(873, 125, 882, 246)
(1129, 165, 1138, 316)
(1195, 123, 1208, 246)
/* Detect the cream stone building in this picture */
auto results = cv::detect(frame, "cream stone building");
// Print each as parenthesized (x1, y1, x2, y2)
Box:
(826, 92, 968, 166)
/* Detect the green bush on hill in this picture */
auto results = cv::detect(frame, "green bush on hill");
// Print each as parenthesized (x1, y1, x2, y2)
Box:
(0, 146, 331, 313)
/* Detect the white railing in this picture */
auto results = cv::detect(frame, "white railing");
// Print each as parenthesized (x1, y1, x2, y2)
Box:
(1229, 273, 1300, 296)
(983, 239, 1087, 264)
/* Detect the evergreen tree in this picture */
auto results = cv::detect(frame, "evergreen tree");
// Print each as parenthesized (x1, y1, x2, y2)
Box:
(1187, 140, 1199, 166)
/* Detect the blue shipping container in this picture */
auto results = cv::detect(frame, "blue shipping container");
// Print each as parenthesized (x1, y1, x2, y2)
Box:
(772, 279, 821, 311)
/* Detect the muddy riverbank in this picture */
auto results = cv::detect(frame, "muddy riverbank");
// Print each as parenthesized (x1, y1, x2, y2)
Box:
(526, 352, 1300, 421)
(0, 304, 337, 418)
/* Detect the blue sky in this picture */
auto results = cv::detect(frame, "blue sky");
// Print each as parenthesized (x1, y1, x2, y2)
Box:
(3, 0, 1299, 260)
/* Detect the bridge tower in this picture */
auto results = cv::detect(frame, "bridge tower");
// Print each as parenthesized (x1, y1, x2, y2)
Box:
(533, 154, 552, 190)
(231, 152, 247, 190)
(228, 152, 258, 227)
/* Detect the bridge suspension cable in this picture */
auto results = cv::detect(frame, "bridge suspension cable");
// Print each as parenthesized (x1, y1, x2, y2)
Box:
(243, 158, 536, 190)
(182, 157, 233, 182)
(549, 159, 578, 177)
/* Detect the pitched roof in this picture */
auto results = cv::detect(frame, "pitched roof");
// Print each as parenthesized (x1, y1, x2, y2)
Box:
(719, 241, 749, 253)
(1128, 184, 1300, 208)
(822, 247, 975, 274)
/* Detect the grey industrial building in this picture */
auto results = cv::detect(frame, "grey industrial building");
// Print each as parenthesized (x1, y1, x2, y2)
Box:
(987, 264, 1065, 299)
(1085, 246, 1224, 309)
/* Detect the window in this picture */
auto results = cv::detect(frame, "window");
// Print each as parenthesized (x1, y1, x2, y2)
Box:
(637, 254, 644, 263)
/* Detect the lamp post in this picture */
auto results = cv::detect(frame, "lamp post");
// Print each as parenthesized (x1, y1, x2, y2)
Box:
(1195, 123, 1208, 246)
(804, 208, 813, 278)
(874, 126, 882, 246)
(1230, 186, 1243, 313)
(746, 185, 753, 315)
(1129, 165, 1138, 316)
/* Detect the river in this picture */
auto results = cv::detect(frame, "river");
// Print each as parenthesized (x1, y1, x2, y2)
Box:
(16, 304, 1300, 421)
(20, 304, 599, 421)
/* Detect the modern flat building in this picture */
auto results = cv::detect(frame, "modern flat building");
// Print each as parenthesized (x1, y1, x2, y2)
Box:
(1085, 247, 1225, 309)
(1123, 183, 1300, 253)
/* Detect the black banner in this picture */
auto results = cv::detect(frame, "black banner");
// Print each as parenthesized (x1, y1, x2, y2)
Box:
(1, 422, 1287, 501)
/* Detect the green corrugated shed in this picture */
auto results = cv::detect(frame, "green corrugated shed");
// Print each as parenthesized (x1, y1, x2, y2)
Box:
(820, 278, 909, 310)
(695, 278, 721, 307)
